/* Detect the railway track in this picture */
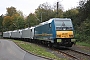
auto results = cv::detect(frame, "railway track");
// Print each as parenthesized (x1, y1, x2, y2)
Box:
(69, 48, 90, 56)
(58, 48, 90, 60)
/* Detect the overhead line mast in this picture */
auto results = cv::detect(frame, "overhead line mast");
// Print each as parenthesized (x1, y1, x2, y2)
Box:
(57, 2, 59, 15)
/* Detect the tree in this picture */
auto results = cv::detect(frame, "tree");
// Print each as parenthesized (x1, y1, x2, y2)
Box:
(2, 16, 12, 31)
(6, 6, 17, 16)
(0, 15, 4, 32)
(35, 2, 63, 23)
(15, 16, 25, 29)
(17, 10, 24, 17)
(63, 8, 79, 18)
(3, 7, 25, 31)
(35, 2, 55, 22)
(25, 13, 38, 27)
(78, 0, 90, 22)
(11, 12, 25, 30)
(63, 8, 79, 27)
(73, 0, 90, 43)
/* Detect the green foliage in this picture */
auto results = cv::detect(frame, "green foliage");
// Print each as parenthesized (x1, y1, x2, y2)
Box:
(2, 7, 25, 31)
(77, 42, 90, 47)
(6, 6, 17, 16)
(25, 13, 38, 27)
(15, 16, 25, 29)
(77, 0, 90, 24)
(35, 4, 53, 22)
(63, 0, 90, 43)
(0, 15, 4, 32)
(35, 2, 63, 22)
(11, 13, 25, 30)
(3, 16, 13, 31)
(63, 8, 79, 19)
(75, 19, 90, 43)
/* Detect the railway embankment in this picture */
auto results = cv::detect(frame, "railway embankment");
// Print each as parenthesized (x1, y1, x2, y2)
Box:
(13, 39, 66, 60)
(9, 39, 90, 60)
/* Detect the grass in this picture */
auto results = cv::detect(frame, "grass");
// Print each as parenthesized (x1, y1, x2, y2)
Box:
(76, 42, 90, 47)
(13, 40, 66, 60)
(76, 42, 90, 52)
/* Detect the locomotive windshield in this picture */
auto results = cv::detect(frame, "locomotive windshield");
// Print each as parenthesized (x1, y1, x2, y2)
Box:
(54, 19, 73, 30)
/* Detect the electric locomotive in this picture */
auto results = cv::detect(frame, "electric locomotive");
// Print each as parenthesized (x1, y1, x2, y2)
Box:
(34, 18, 75, 47)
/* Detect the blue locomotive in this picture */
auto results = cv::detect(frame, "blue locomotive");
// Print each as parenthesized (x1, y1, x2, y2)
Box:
(34, 18, 75, 47)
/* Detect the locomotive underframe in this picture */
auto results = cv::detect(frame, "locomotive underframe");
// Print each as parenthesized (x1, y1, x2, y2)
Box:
(54, 38, 75, 47)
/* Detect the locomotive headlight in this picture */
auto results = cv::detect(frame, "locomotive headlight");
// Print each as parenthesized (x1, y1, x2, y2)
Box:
(57, 39, 62, 42)
(71, 39, 76, 42)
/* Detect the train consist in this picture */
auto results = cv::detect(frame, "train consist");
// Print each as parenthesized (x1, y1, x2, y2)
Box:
(3, 18, 76, 47)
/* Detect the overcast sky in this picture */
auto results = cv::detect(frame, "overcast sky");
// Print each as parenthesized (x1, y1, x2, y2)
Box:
(0, 0, 80, 16)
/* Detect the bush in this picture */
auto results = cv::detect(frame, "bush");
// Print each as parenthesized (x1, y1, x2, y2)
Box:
(75, 32, 90, 44)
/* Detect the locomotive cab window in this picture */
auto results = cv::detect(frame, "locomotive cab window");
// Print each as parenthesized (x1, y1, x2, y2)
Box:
(49, 23, 51, 28)
(55, 19, 73, 30)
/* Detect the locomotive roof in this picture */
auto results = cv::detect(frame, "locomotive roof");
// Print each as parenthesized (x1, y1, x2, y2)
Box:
(52, 18, 71, 21)
(23, 28, 30, 30)
(3, 31, 8, 33)
(30, 27, 35, 29)
(22, 27, 35, 30)
(35, 18, 71, 27)
(12, 29, 22, 32)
